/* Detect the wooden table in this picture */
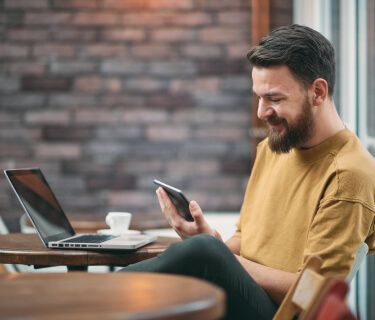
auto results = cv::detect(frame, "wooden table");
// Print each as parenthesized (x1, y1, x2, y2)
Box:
(0, 233, 179, 271)
(0, 272, 225, 320)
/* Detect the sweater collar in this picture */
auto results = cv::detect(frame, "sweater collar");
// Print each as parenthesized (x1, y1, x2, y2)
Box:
(291, 128, 352, 163)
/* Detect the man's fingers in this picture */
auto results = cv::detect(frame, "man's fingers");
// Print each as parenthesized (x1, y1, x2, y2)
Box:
(156, 188, 184, 223)
(189, 200, 205, 224)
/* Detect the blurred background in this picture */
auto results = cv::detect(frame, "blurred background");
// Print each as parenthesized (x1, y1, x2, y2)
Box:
(0, 0, 291, 227)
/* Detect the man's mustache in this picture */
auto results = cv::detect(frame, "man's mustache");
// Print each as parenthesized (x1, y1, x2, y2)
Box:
(264, 115, 286, 126)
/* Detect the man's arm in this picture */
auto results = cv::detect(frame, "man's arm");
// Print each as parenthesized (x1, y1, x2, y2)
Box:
(225, 235, 241, 255)
(236, 255, 296, 304)
(225, 235, 296, 303)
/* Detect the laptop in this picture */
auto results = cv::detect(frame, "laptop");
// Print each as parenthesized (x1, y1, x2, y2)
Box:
(4, 168, 157, 250)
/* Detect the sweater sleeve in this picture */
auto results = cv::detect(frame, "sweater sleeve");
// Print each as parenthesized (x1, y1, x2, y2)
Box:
(300, 199, 374, 278)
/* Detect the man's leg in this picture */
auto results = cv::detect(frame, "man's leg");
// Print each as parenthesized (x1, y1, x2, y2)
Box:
(120, 234, 278, 320)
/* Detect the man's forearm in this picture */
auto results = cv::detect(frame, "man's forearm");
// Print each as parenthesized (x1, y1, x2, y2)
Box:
(235, 255, 297, 304)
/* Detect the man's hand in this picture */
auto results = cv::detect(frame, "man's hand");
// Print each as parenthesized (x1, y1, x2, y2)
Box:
(156, 187, 222, 241)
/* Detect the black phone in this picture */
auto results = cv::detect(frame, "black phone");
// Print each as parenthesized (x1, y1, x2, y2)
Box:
(153, 179, 194, 222)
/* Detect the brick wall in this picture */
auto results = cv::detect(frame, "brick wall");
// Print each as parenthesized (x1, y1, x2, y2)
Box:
(0, 0, 292, 229)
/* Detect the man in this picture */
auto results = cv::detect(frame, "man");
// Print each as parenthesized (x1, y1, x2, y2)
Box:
(121, 24, 375, 319)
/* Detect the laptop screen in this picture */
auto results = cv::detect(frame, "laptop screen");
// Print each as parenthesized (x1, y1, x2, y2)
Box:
(4, 168, 75, 245)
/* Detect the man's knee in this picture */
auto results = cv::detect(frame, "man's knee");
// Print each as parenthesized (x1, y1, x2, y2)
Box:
(168, 234, 229, 264)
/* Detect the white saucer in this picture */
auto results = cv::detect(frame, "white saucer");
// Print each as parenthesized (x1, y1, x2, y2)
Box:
(97, 229, 141, 236)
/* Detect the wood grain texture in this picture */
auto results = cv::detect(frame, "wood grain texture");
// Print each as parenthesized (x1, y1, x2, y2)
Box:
(0, 233, 179, 268)
(0, 272, 225, 320)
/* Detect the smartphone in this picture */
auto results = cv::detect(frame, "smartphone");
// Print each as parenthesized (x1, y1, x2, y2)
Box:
(153, 179, 194, 222)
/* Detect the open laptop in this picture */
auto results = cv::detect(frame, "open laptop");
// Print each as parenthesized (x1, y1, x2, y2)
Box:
(4, 168, 157, 250)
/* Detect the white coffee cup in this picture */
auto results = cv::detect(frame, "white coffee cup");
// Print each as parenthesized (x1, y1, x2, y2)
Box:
(105, 212, 132, 235)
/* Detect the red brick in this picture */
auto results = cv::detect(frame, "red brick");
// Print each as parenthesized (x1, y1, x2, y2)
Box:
(151, 29, 195, 42)
(195, 0, 243, 9)
(42, 126, 92, 142)
(25, 13, 72, 25)
(172, 110, 216, 124)
(0, 44, 28, 58)
(146, 93, 194, 108)
(172, 12, 212, 26)
(50, 61, 96, 74)
(32, 44, 76, 57)
(125, 78, 166, 93)
(52, 0, 99, 9)
(52, 29, 97, 41)
(34, 143, 81, 159)
(74, 76, 121, 93)
(122, 13, 173, 27)
(102, 0, 146, 10)
(4, 0, 48, 8)
(48, 94, 96, 107)
(145, 0, 193, 9)
(146, 125, 190, 141)
(22, 77, 71, 92)
(122, 109, 168, 124)
(25, 111, 70, 125)
(227, 44, 250, 58)
(82, 44, 127, 57)
(218, 12, 250, 25)
(0, 144, 31, 157)
(181, 44, 222, 58)
(0, 128, 42, 141)
(101, 29, 145, 41)
(170, 78, 220, 93)
(131, 44, 176, 58)
(72, 12, 120, 26)
(0, 76, 19, 92)
(199, 27, 246, 43)
(6, 29, 49, 41)
(194, 127, 246, 141)
(74, 109, 123, 124)
(2, 62, 46, 75)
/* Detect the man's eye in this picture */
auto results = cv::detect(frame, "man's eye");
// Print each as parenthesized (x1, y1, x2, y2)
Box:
(270, 98, 281, 103)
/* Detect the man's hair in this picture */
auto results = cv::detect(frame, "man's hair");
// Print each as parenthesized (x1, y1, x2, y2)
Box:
(247, 24, 335, 96)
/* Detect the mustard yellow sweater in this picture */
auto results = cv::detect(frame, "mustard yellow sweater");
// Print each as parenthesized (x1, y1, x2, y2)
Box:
(236, 129, 375, 277)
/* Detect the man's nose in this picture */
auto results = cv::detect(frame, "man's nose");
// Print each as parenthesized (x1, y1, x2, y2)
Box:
(257, 99, 274, 120)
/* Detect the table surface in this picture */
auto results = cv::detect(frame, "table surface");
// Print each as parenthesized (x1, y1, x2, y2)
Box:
(0, 272, 225, 320)
(0, 233, 179, 268)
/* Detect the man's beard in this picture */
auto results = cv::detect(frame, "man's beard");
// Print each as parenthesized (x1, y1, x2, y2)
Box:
(266, 98, 314, 153)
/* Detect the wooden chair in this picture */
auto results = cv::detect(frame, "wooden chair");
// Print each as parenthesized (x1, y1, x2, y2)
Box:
(312, 279, 356, 320)
(346, 242, 368, 283)
(273, 255, 357, 320)
(273, 256, 330, 320)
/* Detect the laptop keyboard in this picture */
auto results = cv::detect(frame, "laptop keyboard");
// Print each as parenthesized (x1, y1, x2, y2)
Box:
(62, 235, 116, 244)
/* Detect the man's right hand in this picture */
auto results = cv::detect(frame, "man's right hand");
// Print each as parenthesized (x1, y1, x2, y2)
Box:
(156, 187, 222, 241)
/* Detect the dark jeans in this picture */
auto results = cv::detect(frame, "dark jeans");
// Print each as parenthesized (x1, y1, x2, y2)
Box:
(119, 234, 278, 320)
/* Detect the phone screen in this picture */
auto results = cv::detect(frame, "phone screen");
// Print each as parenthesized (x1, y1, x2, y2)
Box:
(153, 179, 194, 222)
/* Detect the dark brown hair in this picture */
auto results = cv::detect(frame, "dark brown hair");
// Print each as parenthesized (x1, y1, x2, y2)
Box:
(247, 24, 335, 96)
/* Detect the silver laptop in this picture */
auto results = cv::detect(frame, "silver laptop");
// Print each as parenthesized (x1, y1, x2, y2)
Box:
(4, 168, 156, 250)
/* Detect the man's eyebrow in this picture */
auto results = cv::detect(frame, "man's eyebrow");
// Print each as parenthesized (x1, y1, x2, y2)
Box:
(252, 90, 285, 97)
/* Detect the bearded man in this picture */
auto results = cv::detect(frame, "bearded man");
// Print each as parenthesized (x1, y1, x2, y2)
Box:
(121, 24, 375, 320)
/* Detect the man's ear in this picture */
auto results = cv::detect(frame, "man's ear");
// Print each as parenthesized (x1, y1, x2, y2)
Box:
(311, 78, 328, 106)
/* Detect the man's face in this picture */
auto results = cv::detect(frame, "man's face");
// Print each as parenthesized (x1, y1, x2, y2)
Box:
(252, 65, 315, 153)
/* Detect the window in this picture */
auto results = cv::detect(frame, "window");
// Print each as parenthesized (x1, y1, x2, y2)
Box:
(294, 1, 375, 319)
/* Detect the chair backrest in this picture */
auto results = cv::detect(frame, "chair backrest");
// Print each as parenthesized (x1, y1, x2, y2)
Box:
(273, 256, 331, 320)
(346, 242, 369, 283)
(310, 279, 357, 320)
